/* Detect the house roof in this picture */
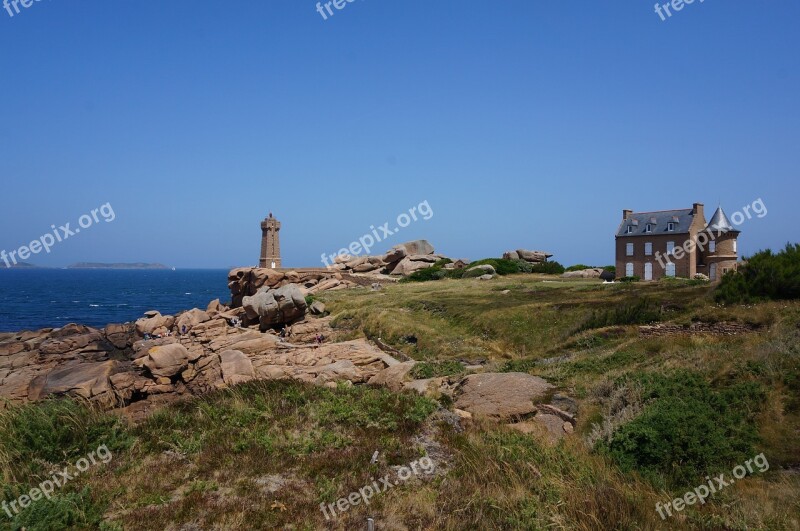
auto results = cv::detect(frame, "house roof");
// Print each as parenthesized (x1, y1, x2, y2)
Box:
(616, 209, 695, 237)
(707, 206, 737, 233)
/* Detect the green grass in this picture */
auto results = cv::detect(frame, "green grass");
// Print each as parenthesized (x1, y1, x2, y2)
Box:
(2, 274, 799, 529)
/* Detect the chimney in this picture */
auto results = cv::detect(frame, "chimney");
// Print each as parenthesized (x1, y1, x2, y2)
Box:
(623, 209, 633, 221)
(692, 203, 704, 217)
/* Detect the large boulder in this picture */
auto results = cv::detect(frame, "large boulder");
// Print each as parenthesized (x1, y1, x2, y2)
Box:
(516, 250, 552, 263)
(242, 284, 308, 328)
(561, 268, 603, 279)
(175, 308, 211, 333)
(38, 325, 108, 357)
(104, 323, 134, 349)
(139, 343, 190, 378)
(367, 361, 418, 392)
(464, 264, 496, 278)
(28, 360, 117, 401)
(382, 247, 406, 264)
(219, 350, 255, 385)
(503, 251, 520, 261)
(388, 257, 435, 276)
(454, 373, 554, 419)
(392, 240, 435, 257)
(135, 312, 175, 337)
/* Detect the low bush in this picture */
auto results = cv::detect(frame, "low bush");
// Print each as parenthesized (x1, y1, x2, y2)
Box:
(409, 360, 465, 379)
(576, 299, 662, 332)
(597, 371, 766, 490)
(618, 276, 640, 283)
(566, 264, 593, 272)
(403, 258, 565, 282)
(715, 243, 800, 303)
(528, 261, 566, 275)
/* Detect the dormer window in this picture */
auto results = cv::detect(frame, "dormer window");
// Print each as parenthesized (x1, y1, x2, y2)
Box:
(626, 226, 634, 234)
(668, 222, 676, 231)
(645, 224, 653, 233)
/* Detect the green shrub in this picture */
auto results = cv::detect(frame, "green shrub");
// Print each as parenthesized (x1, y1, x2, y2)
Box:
(465, 259, 522, 276)
(402, 267, 448, 283)
(7, 487, 106, 531)
(566, 264, 593, 272)
(403, 258, 566, 282)
(576, 299, 662, 332)
(603, 265, 616, 273)
(409, 361, 465, 379)
(715, 243, 800, 303)
(0, 399, 133, 480)
(529, 261, 566, 275)
(618, 276, 640, 283)
(598, 371, 765, 489)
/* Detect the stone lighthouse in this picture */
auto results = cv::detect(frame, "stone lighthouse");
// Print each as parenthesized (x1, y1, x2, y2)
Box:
(259, 213, 281, 268)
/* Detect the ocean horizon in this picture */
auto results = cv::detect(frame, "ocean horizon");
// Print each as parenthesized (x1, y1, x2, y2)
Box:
(0, 269, 231, 332)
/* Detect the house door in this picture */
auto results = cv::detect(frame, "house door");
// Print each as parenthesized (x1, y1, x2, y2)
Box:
(710, 263, 717, 281)
(644, 263, 653, 281)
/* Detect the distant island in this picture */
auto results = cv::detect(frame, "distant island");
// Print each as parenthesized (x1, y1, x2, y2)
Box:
(3, 262, 42, 269)
(68, 263, 170, 270)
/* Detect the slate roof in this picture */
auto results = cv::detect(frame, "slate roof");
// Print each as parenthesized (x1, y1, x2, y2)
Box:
(616, 209, 696, 238)
(707, 206, 738, 233)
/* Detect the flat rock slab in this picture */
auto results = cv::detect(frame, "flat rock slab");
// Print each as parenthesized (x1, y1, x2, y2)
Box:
(28, 360, 117, 400)
(454, 372, 554, 419)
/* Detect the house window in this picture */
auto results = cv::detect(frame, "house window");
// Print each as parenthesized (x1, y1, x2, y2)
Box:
(626, 225, 634, 234)
(626, 243, 634, 256)
(626, 263, 634, 277)
(644, 263, 653, 281)
(668, 222, 675, 231)
(645, 224, 652, 233)
(710, 263, 717, 281)
(645, 242, 653, 256)
(733, 240, 737, 253)
(709, 241, 716, 253)
(667, 241, 675, 255)
(666, 262, 676, 277)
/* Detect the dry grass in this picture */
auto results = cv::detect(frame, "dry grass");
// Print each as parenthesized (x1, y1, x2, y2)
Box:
(1, 277, 799, 529)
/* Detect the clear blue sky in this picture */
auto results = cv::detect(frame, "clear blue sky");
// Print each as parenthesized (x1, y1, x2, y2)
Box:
(1, 1, 797, 268)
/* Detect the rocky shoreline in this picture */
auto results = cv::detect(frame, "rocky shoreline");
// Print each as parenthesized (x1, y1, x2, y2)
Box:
(0, 251, 577, 441)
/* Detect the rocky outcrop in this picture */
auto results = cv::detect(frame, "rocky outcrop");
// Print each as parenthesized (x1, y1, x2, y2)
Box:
(332, 240, 447, 277)
(0, 310, 409, 415)
(561, 268, 604, 279)
(463, 264, 496, 279)
(639, 322, 759, 337)
(368, 361, 417, 392)
(135, 312, 175, 337)
(503, 250, 552, 263)
(453, 373, 554, 419)
(219, 350, 255, 385)
(137, 343, 191, 378)
(242, 284, 308, 329)
(28, 360, 117, 403)
(228, 268, 357, 307)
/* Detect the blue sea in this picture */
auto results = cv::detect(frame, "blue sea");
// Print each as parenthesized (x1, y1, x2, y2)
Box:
(0, 269, 231, 332)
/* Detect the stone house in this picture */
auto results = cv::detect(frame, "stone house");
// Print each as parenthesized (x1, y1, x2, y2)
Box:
(615, 203, 740, 281)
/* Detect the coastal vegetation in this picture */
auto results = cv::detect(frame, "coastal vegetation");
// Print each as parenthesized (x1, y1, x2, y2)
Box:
(2, 255, 800, 529)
